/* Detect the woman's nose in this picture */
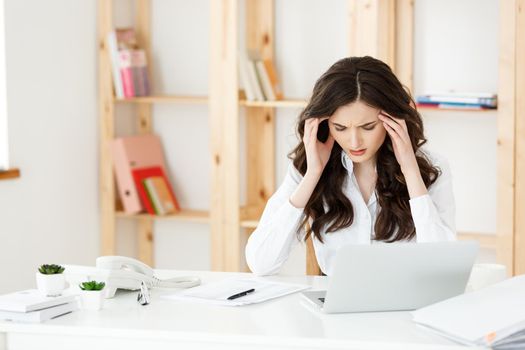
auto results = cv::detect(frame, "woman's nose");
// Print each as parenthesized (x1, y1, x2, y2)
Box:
(348, 129, 362, 149)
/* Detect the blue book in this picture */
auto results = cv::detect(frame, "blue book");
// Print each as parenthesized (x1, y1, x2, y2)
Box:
(416, 94, 497, 108)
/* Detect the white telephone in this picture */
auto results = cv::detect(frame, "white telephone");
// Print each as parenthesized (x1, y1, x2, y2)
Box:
(64, 256, 201, 298)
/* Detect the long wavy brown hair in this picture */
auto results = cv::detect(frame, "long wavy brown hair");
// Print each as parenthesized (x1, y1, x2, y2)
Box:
(289, 56, 440, 243)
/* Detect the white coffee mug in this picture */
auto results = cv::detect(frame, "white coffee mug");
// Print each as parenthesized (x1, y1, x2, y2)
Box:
(466, 263, 507, 292)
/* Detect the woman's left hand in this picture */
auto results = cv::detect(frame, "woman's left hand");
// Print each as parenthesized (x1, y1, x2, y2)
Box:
(378, 112, 419, 174)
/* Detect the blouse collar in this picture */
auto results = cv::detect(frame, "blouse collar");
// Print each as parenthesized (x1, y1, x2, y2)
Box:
(341, 150, 354, 173)
(340, 150, 378, 206)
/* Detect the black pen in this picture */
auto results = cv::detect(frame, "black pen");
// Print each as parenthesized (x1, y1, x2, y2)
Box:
(227, 288, 255, 300)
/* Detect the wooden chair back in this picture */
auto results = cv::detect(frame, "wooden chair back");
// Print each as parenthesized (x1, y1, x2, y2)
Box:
(305, 222, 322, 275)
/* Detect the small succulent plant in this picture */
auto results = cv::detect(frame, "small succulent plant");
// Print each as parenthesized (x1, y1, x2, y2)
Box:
(38, 264, 65, 275)
(79, 280, 106, 291)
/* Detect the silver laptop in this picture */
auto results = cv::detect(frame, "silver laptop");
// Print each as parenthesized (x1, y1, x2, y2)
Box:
(302, 241, 479, 313)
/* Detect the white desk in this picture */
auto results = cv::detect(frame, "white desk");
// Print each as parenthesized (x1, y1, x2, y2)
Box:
(0, 270, 483, 350)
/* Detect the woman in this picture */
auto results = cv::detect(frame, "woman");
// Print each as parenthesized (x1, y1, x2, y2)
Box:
(245, 56, 456, 276)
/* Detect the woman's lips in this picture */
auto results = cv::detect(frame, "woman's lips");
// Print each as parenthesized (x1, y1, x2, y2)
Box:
(349, 149, 366, 156)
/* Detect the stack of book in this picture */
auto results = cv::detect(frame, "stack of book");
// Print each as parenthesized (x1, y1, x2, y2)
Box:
(239, 50, 283, 102)
(110, 134, 181, 215)
(412, 274, 525, 349)
(0, 290, 78, 323)
(133, 166, 181, 216)
(416, 92, 497, 110)
(107, 28, 151, 99)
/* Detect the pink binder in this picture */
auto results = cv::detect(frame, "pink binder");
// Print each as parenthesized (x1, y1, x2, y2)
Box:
(110, 134, 168, 213)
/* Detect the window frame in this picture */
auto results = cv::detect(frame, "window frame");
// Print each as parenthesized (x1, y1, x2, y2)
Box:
(0, 0, 10, 172)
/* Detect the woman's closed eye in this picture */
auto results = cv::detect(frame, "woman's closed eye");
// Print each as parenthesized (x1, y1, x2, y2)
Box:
(333, 122, 378, 132)
(362, 123, 378, 131)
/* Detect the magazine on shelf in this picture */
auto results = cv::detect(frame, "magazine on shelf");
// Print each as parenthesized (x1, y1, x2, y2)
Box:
(107, 27, 151, 98)
(416, 92, 497, 108)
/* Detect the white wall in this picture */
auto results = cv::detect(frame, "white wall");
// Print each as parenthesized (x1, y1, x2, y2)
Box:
(0, 0, 500, 292)
(0, 0, 98, 293)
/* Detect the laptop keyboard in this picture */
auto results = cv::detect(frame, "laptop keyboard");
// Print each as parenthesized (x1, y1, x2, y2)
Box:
(318, 297, 325, 303)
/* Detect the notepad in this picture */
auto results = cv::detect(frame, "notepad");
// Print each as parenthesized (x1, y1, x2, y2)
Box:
(162, 277, 309, 306)
(412, 274, 525, 349)
(0, 289, 77, 313)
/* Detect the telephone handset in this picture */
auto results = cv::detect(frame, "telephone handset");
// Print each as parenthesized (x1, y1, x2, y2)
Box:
(316, 118, 329, 143)
(96, 256, 154, 278)
(96, 256, 201, 294)
(64, 256, 201, 298)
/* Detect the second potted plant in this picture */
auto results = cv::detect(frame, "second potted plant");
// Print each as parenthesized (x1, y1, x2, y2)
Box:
(79, 280, 106, 310)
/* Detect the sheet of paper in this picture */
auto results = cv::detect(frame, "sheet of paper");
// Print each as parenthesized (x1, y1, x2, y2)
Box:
(161, 277, 310, 306)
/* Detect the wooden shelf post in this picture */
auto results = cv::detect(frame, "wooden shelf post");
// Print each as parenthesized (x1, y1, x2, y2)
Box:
(98, 0, 155, 266)
(498, 0, 525, 276)
(98, 0, 117, 256)
(394, 0, 414, 93)
(243, 0, 276, 272)
(515, 0, 525, 275)
(135, 0, 154, 267)
(348, 0, 396, 68)
(209, 0, 241, 271)
(348, 0, 413, 90)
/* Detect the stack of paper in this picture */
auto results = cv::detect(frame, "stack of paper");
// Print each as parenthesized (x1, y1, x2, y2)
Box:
(412, 275, 525, 349)
(0, 290, 78, 323)
(162, 277, 309, 306)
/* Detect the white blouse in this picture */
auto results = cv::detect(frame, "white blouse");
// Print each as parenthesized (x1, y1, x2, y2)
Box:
(245, 150, 456, 276)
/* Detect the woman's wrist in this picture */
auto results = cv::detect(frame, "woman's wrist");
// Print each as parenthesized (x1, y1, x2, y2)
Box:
(400, 157, 419, 176)
(305, 169, 323, 181)
(290, 170, 322, 208)
(402, 164, 428, 199)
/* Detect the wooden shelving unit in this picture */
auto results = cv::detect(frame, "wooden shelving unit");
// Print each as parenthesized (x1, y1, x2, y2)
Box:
(116, 209, 210, 224)
(98, 0, 524, 275)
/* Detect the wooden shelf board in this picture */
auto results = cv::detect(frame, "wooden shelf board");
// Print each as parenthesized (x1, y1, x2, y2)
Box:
(239, 99, 307, 108)
(418, 106, 497, 113)
(114, 95, 208, 105)
(457, 231, 497, 249)
(0, 168, 20, 180)
(238, 101, 496, 112)
(238, 222, 497, 249)
(116, 209, 210, 223)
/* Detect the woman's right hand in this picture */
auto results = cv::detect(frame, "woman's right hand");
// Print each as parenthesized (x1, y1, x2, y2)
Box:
(303, 117, 335, 177)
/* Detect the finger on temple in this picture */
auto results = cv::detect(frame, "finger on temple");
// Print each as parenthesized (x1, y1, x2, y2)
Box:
(379, 111, 400, 124)
(310, 120, 318, 140)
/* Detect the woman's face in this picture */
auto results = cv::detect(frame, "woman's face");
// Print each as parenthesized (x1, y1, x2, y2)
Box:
(328, 101, 387, 164)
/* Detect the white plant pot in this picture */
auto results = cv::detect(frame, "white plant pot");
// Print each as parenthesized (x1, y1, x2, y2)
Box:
(36, 272, 65, 297)
(466, 263, 508, 292)
(80, 290, 105, 311)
